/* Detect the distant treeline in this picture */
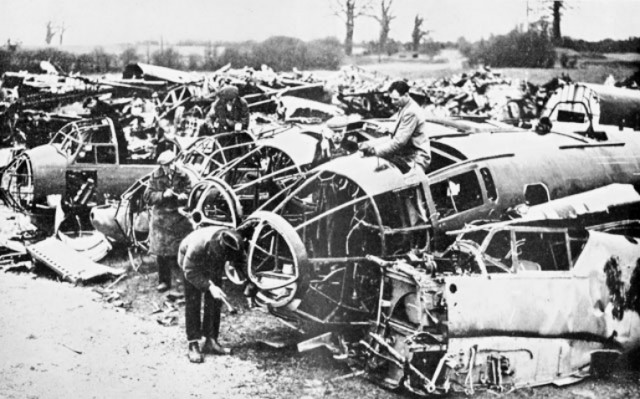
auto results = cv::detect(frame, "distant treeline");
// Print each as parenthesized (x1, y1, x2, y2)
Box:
(459, 27, 557, 68)
(1, 33, 637, 75)
(559, 37, 640, 54)
(458, 27, 639, 69)
(0, 36, 344, 75)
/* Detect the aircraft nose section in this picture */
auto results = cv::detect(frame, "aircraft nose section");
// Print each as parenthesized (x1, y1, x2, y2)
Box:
(240, 211, 309, 308)
(1, 152, 35, 208)
(9, 145, 68, 207)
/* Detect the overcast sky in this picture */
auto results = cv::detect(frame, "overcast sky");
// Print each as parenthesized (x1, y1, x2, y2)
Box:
(1, 0, 638, 47)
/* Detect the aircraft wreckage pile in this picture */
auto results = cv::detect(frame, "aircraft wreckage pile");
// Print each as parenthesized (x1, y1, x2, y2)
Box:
(1, 61, 640, 396)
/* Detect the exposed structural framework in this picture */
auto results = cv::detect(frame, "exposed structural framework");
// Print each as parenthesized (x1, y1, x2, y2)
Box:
(184, 118, 394, 229)
(232, 128, 640, 395)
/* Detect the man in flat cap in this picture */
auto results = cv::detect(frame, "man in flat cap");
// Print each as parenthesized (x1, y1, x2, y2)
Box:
(143, 150, 194, 292)
(204, 85, 250, 135)
(178, 226, 246, 362)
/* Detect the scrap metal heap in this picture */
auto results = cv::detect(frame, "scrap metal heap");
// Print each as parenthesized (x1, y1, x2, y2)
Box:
(327, 65, 558, 124)
(2, 60, 640, 395)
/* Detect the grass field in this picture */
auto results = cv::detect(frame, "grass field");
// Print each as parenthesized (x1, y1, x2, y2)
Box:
(345, 49, 640, 85)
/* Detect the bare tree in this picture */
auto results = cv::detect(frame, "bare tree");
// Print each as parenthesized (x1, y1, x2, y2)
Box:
(411, 14, 429, 53)
(45, 21, 57, 45)
(333, 0, 372, 56)
(57, 22, 67, 46)
(550, 0, 563, 43)
(371, 0, 395, 55)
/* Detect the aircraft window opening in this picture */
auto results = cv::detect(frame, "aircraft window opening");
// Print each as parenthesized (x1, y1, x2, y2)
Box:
(76, 146, 95, 164)
(431, 170, 483, 218)
(548, 101, 593, 132)
(524, 183, 550, 206)
(514, 231, 570, 271)
(569, 233, 589, 263)
(96, 145, 117, 164)
(480, 168, 497, 201)
(90, 126, 114, 144)
(557, 110, 586, 123)
(52, 130, 81, 157)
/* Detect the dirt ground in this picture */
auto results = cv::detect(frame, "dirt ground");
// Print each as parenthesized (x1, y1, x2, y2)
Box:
(1, 246, 640, 399)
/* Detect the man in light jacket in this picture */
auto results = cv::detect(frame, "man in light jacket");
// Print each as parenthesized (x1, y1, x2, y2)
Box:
(359, 80, 431, 173)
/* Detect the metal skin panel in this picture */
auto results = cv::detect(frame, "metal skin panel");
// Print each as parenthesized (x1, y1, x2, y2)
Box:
(25, 145, 68, 204)
(26, 237, 124, 284)
(57, 230, 113, 262)
(573, 231, 640, 278)
(572, 231, 640, 352)
(68, 163, 155, 205)
(522, 183, 640, 220)
(445, 273, 605, 338)
(432, 130, 586, 162)
(259, 128, 321, 167)
(445, 231, 640, 346)
(582, 83, 640, 129)
(90, 204, 126, 243)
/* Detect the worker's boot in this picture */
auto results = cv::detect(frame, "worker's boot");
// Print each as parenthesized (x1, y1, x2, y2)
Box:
(188, 341, 204, 363)
(202, 338, 231, 355)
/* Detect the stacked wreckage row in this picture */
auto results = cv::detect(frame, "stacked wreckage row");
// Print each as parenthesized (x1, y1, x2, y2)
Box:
(1, 62, 640, 397)
(3, 61, 639, 152)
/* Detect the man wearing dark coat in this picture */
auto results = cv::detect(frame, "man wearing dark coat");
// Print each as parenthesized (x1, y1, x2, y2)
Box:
(204, 85, 250, 134)
(143, 150, 194, 292)
(178, 226, 246, 363)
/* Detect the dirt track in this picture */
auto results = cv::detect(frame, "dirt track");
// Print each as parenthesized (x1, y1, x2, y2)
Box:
(1, 260, 639, 399)
(0, 265, 398, 399)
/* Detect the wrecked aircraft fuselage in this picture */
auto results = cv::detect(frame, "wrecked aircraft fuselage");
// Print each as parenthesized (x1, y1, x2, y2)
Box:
(184, 118, 393, 229)
(239, 129, 640, 326)
(360, 223, 640, 395)
(0, 117, 178, 232)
